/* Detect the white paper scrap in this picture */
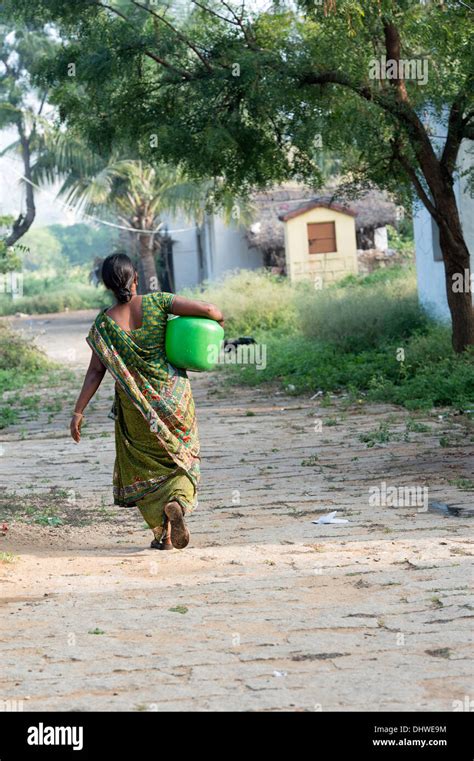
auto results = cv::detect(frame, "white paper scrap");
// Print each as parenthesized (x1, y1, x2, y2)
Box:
(312, 511, 349, 525)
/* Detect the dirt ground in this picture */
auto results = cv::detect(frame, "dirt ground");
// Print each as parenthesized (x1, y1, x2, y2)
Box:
(0, 310, 473, 711)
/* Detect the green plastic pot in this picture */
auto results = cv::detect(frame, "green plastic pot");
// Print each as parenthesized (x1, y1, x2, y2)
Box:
(165, 316, 224, 372)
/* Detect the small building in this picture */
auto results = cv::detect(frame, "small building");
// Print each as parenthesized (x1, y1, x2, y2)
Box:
(245, 185, 400, 277)
(278, 201, 358, 285)
(156, 184, 400, 289)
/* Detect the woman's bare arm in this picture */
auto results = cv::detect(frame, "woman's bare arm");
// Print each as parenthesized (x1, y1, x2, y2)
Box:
(170, 296, 224, 328)
(70, 351, 107, 442)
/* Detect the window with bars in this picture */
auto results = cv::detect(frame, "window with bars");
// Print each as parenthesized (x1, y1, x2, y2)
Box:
(307, 221, 337, 254)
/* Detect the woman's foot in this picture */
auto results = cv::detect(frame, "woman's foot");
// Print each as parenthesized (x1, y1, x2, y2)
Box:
(150, 537, 173, 550)
(150, 521, 174, 550)
(164, 501, 190, 549)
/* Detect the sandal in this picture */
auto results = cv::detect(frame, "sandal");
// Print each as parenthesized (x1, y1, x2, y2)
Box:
(150, 538, 173, 550)
(164, 501, 190, 549)
(150, 520, 174, 551)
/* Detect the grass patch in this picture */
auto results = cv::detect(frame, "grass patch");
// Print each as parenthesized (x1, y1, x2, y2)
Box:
(169, 605, 188, 614)
(359, 423, 392, 447)
(0, 281, 111, 317)
(449, 477, 474, 491)
(0, 321, 55, 395)
(0, 487, 115, 528)
(0, 321, 75, 424)
(221, 328, 474, 410)
(0, 552, 17, 564)
(298, 268, 428, 351)
(217, 267, 474, 411)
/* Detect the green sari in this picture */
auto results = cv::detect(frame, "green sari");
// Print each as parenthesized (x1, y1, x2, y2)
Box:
(86, 292, 200, 535)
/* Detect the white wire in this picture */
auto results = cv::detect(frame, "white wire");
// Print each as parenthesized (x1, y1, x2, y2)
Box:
(5, 162, 198, 235)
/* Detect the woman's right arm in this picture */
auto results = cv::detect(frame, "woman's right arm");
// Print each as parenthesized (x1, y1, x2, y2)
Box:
(170, 296, 225, 328)
(70, 350, 107, 443)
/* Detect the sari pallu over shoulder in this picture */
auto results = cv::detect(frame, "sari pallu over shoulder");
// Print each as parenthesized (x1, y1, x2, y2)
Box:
(86, 311, 200, 494)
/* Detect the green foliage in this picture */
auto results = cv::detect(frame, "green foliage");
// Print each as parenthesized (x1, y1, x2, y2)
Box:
(48, 223, 119, 267)
(0, 281, 111, 316)
(0, 320, 53, 395)
(387, 225, 415, 258)
(211, 268, 474, 411)
(335, 265, 411, 289)
(298, 269, 428, 351)
(182, 269, 298, 335)
(20, 223, 119, 270)
(0, 241, 22, 274)
(20, 227, 63, 271)
(5, 0, 472, 203)
(223, 326, 474, 411)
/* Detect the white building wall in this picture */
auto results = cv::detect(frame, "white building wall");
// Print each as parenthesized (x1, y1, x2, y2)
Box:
(210, 215, 263, 278)
(374, 226, 388, 253)
(413, 113, 474, 322)
(459, 141, 474, 254)
(413, 202, 450, 321)
(164, 212, 263, 290)
(161, 212, 199, 291)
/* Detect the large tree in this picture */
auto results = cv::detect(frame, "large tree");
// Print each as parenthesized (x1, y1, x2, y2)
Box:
(6, 0, 474, 349)
(0, 23, 58, 248)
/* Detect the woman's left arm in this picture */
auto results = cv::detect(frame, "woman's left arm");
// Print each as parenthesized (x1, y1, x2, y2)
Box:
(70, 350, 107, 443)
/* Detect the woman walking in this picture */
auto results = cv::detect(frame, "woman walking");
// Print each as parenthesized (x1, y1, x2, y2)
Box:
(70, 253, 224, 550)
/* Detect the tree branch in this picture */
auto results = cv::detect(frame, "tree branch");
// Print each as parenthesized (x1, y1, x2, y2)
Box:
(383, 20, 408, 103)
(191, 0, 240, 26)
(130, 0, 214, 71)
(300, 68, 442, 198)
(5, 118, 36, 246)
(220, 0, 260, 50)
(441, 92, 468, 174)
(391, 138, 439, 220)
(90, 1, 194, 79)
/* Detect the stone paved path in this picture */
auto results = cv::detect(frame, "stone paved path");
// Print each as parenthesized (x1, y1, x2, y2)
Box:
(0, 311, 472, 711)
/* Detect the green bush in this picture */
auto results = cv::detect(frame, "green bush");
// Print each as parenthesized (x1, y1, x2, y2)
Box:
(222, 326, 474, 410)
(0, 321, 54, 394)
(0, 283, 111, 316)
(298, 270, 428, 351)
(181, 269, 299, 335)
(214, 267, 474, 411)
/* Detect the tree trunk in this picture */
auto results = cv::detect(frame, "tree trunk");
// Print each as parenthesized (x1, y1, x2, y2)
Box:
(435, 189, 474, 352)
(5, 121, 36, 247)
(138, 230, 160, 293)
(438, 225, 474, 353)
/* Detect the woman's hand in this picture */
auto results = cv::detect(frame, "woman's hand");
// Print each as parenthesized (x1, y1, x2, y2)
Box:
(70, 412, 84, 443)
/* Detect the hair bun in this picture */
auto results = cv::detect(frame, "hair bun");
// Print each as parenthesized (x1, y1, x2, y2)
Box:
(117, 287, 132, 303)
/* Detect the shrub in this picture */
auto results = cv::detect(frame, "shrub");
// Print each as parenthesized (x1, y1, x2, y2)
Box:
(298, 270, 428, 350)
(0, 321, 53, 394)
(0, 284, 111, 316)
(181, 269, 299, 335)
(220, 326, 474, 410)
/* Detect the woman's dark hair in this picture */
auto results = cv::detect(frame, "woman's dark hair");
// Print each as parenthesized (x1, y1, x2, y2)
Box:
(101, 253, 136, 304)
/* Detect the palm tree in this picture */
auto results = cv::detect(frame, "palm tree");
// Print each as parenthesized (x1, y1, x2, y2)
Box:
(32, 136, 252, 291)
